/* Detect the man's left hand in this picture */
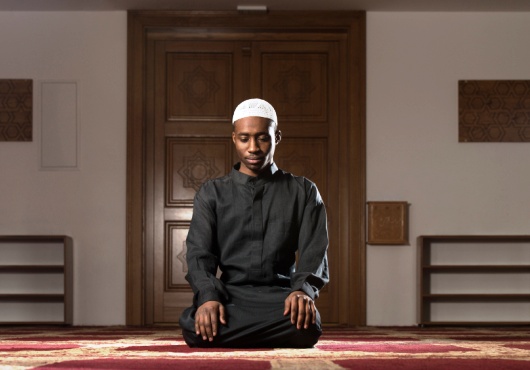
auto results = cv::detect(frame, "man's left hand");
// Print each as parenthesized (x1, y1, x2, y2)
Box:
(283, 291, 316, 329)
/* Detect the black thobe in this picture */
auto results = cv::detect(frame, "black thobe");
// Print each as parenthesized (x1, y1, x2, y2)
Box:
(179, 163, 329, 348)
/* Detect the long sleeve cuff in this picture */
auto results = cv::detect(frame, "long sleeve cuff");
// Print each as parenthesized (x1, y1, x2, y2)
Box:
(296, 282, 319, 300)
(194, 289, 224, 307)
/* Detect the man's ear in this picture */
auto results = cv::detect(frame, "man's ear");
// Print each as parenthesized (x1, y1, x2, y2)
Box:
(232, 131, 236, 144)
(275, 130, 282, 145)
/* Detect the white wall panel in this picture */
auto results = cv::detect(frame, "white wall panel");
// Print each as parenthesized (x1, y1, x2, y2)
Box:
(41, 81, 78, 169)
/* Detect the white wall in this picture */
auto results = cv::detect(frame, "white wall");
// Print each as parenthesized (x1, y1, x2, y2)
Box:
(2, 10, 529, 326)
(367, 12, 530, 325)
(0, 12, 127, 325)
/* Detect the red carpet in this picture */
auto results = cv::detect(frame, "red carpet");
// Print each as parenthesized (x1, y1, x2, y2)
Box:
(0, 326, 529, 369)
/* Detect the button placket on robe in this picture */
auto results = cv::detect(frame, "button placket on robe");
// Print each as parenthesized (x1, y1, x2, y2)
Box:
(249, 181, 264, 281)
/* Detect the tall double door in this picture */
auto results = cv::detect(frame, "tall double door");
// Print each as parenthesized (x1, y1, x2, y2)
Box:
(146, 33, 347, 325)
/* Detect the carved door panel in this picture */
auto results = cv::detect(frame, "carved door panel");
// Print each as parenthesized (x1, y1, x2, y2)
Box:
(148, 39, 343, 325)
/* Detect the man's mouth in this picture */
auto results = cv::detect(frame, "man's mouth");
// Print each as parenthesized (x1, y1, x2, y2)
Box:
(246, 157, 262, 164)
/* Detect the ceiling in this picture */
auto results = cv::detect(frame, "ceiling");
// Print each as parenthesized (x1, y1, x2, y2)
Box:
(1, 0, 530, 12)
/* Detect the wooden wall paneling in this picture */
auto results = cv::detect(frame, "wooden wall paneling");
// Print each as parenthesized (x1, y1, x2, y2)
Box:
(348, 13, 367, 325)
(459, 80, 530, 142)
(0, 79, 32, 142)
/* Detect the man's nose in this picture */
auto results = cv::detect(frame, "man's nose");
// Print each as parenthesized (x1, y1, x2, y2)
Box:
(248, 138, 259, 152)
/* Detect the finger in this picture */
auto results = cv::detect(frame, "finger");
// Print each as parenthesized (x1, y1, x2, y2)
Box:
(209, 312, 218, 340)
(296, 296, 306, 329)
(199, 315, 210, 341)
(197, 312, 213, 341)
(219, 304, 227, 325)
(291, 307, 296, 324)
(284, 297, 291, 316)
(195, 311, 203, 336)
(290, 296, 299, 324)
(195, 318, 200, 335)
(304, 299, 312, 329)
(311, 301, 317, 324)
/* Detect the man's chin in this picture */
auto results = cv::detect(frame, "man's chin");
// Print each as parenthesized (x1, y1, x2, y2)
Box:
(244, 162, 263, 170)
(241, 162, 265, 175)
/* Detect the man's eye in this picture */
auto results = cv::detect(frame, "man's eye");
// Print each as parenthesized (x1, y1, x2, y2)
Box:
(239, 137, 249, 142)
(258, 136, 270, 142)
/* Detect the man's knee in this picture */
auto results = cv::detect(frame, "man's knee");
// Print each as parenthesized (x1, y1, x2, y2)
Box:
(282, 322, 322, 348)
(181, 328, 207, 348)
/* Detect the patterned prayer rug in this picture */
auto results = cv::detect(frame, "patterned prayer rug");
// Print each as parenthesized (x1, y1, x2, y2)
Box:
(0, 326, 529, 369)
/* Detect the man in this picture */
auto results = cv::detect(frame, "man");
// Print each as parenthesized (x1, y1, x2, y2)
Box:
(179, 98, 329, 348)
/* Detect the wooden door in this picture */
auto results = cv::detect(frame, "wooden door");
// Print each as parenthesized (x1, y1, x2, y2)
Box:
(127, 11, 366, 327)
(149, 40, 242, 323)
(249, 40, 342, 323)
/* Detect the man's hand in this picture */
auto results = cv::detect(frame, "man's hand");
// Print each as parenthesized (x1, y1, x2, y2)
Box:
(195, 300, 226, 342)
(283, 291, 316, 329)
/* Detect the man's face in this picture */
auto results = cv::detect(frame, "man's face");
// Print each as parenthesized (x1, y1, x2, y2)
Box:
(232, 116, 281, 176)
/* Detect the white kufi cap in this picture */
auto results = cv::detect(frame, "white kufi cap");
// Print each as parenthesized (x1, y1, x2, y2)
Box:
(232, 98, 277, 126)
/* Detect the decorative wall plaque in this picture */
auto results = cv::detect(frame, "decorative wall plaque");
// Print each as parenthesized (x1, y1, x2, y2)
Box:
(459, 80, 530, 142)
(367, 201, 409, 245)
(0, 79, 32, 141)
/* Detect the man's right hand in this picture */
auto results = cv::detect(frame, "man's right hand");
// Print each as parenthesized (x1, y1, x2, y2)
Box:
(195, 300, 226, 342)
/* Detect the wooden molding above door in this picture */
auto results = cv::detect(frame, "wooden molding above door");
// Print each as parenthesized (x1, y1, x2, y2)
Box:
(126, 10, 366, 326)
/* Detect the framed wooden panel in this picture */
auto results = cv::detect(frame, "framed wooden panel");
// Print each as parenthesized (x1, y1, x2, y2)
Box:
(459, 80, 530, 142)
(367, 201, 409, 245)
(261, 49, 328, 122)
(166, 52, 233, 121)
(275, 138, 327, 199)
(166, 137, 231, 206)
(0, 79, 32, 142)
(165, 222, 192, 292)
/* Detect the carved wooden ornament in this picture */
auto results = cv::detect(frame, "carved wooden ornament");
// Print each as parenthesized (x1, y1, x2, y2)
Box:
(459, 80, 530, 142)
(0, 79, 32, 141)
(367, 201, 409, 245)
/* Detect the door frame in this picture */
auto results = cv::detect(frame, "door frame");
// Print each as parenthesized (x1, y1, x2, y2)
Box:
(126, 10, 367, 326)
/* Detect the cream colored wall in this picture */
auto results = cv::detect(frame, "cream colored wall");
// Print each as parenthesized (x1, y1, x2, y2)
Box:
(367, 12, 530, 325)
(0, 12, 127, 325)
(1, 10, 529, 326)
